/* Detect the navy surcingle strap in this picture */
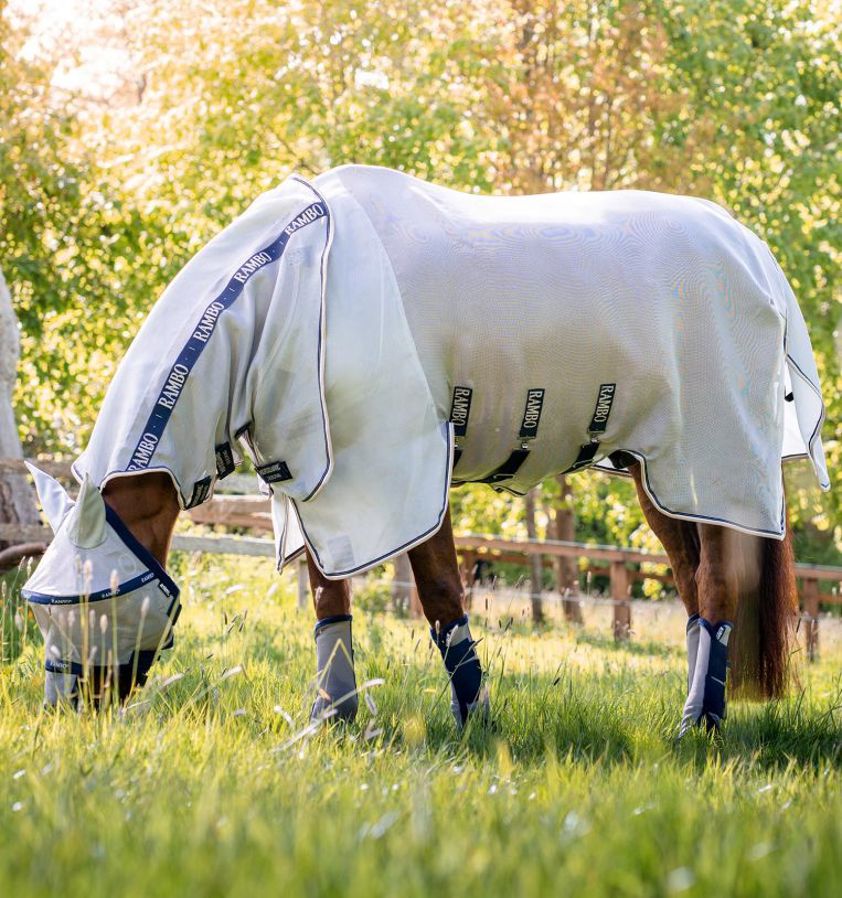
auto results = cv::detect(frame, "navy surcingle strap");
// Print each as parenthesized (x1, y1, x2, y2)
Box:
(478, 389, 544, 484)
(449, 386, 473, 476)
(126, 202, 328, 474)
(562, 382, 617, 474)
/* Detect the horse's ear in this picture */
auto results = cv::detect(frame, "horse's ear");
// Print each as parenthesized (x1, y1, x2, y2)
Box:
(66, 474, 106, 548)
(25, 462, 74, 533)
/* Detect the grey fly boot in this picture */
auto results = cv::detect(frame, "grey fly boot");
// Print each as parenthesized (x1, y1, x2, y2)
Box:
(686, 612, 701, 692)
(310, 614, 358, 723)
(679, 617, 733, 736)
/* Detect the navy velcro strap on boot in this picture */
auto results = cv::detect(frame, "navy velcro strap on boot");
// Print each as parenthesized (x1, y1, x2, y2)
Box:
(431, 614, 487, 727)
(701, 619, 731, 726)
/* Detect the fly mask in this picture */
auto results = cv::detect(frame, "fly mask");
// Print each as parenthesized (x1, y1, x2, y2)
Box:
(21, 464, 181, 704)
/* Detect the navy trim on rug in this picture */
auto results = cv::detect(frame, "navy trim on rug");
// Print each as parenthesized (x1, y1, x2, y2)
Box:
(23, 570, 157, 605)
(104, 505, 180, 599)
(126, 201, 328, 474)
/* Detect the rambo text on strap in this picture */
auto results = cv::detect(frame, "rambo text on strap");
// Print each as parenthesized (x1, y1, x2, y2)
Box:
(563, 383, 616, 474)
(449, 385, 473, 471)
(479, 389, 545, 484)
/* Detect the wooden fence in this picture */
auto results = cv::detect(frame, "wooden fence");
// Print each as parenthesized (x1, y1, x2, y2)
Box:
(2, 457, 840, 657)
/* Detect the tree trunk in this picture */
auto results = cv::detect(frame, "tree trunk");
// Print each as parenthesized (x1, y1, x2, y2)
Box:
(0, 269, 39, 547)
(524, 488, 544, 625)
(551, 474, 584, 624)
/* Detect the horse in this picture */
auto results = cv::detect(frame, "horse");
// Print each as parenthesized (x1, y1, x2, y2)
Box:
(22, 164, 828, 734)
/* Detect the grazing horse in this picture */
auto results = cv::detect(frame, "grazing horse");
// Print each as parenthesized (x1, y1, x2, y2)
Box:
(23, 165, 828, 734)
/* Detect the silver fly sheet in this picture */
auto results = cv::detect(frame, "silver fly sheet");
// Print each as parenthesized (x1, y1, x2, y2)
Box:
(72, 165, 829, 578)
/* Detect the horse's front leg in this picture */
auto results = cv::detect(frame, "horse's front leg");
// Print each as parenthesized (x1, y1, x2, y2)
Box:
(306, 553, 358, 722)
(408, 507, 490, 728)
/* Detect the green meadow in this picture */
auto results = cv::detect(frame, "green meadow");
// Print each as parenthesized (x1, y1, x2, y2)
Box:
(2, 554, 841, 898)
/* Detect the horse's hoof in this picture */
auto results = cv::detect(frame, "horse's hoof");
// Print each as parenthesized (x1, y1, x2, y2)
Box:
(453, 686, 491, 730)
(676, 711, 723, 741)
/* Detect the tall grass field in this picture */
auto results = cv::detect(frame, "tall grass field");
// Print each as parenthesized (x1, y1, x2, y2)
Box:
(2, 553, 841, 897)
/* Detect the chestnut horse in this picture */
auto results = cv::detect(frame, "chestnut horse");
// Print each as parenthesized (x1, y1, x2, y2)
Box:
(24, 165, 824, 734)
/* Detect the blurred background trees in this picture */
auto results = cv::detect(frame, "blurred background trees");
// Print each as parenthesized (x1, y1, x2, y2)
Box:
(2, 0, 839, 563)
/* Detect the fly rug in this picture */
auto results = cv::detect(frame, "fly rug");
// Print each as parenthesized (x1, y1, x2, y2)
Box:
(23, 165, 829, 735)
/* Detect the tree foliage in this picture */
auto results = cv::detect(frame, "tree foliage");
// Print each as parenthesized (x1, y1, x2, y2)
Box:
(2, 0, 839, 556)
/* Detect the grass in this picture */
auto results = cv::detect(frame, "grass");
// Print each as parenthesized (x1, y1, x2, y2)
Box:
(1, 553, 841, 898)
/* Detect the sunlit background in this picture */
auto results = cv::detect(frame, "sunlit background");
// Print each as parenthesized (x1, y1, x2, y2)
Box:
(2, 0, 839, 562)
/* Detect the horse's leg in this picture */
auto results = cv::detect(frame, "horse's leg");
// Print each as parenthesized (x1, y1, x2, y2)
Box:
(94, 473, 181, 702)
(103, 472, 180, 565)
(408, 507, 489, 728)
(629, 463, 704, 696)
(306, 552, 358, 722)
(680, 524, 764, 733)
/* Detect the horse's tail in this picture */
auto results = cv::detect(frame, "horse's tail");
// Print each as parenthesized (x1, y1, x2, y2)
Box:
(730, 511, 798, 700)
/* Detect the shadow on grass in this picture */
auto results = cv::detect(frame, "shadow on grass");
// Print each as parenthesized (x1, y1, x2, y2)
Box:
(135, 619, 842, 774)
(717, 694, 842, 769)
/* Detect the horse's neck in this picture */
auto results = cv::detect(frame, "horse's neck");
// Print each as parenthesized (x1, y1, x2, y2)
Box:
(102, 472, 180, 566)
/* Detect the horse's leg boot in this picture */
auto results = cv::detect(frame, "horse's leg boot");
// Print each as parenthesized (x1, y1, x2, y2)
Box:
(685, 612, 701, 692)
(44, 670, 79, 708)
(679, 618, 733, 736)
(310, 615, 358, 723)
(431, 614, 489, 729)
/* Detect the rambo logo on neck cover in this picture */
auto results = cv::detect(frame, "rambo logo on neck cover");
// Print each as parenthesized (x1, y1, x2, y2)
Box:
(126, 202, 328, 473)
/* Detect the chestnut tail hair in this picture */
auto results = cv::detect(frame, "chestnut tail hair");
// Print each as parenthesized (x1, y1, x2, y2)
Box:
(730, 509, 798, 700)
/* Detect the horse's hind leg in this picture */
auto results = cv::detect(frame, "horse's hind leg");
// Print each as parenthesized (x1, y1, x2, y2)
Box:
(408, 507, 489, 728)
(629, 463, 703, 694)
(307, 552, 358, 722)
(680, 524, 763, 733)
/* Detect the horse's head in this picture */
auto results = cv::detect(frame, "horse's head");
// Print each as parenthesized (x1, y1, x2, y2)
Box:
(21, 465, 181, 706)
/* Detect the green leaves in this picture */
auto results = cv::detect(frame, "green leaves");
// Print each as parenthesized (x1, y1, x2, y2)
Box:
(3, 0, 838, 553)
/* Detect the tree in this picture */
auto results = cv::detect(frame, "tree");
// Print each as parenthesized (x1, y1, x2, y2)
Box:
(3, 0, 838, 560)
(0, 269, 40, 543)
(523, 488, 545, 624)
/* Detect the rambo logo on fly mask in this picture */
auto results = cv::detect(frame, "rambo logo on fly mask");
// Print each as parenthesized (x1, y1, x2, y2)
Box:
(21, 465, 181, 705)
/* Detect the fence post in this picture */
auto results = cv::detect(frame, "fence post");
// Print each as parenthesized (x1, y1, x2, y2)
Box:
(460, 551, 475, 611)
(801, 576, 820, 662)
(611, 560, 631, 642)
(392, 553, 422, 618)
